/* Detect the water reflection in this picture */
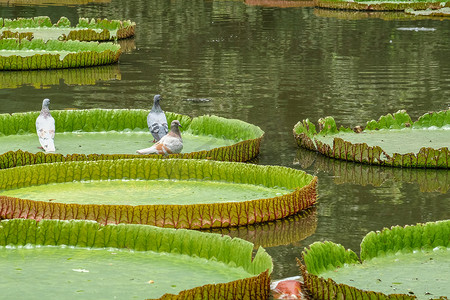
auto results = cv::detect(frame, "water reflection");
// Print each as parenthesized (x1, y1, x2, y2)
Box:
(206, 208, 317, 249)
(0, 65, 120, 89)
(294, 148, 450, 193)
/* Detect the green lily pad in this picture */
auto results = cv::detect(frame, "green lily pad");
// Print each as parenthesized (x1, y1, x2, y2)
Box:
(299, 220, 450, 300)
(0, 219, 273, 299)
(405, 7, 450, 16)
(0, 0, 109, 5)
(315, 0, 450, 11)
(0, 109, 264, 167)
(1, 179, 291, 205)
(0, 16, 135, 41)
(293, 110, 450, 168)
(0, 158, 317, 228)
(0, 39, 121, 70)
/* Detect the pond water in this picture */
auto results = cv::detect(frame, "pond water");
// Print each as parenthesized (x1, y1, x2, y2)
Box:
(0, 0, 449, 290)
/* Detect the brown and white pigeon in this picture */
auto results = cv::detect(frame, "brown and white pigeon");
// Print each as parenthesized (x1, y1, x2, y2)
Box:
(136, 120, 183, 155)
(35, 98, 55, 152)
(147, 94, 168, 142)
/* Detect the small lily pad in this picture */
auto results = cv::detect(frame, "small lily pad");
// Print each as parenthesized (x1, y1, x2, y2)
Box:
(293, 110, 450, 168)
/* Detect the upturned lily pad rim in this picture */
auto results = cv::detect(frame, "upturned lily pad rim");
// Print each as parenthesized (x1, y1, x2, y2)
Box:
(0, 16, 136, 41)
(0, 39, 121, 70)
(0, 108, 264, 166)
(314, 0, 450, 11)
(0, 158, 317, 229)
(298, 220, 450, 300)
(0, 218, 273, 299)
(293, 109, 450, 169)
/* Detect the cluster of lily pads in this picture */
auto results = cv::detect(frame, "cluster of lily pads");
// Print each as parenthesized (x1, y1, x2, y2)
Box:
(0, 16, 136, 70)
(0, 104, 319, 298)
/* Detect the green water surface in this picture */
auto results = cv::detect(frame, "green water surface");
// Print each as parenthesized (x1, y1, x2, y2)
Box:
(315, 128, 450, 156)
(1, 179, 291, 205)
(320, 248, 450, 299)
(0, 131, 236, 155)
(0, 245, 252, 299)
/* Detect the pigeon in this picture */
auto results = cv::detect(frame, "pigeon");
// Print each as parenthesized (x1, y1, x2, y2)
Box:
(136, 120, 183, 155)
(35, 98, 56, 152)
(147, 94, 168, 142)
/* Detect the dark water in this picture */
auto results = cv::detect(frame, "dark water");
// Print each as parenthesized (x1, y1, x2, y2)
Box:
(1, 0, 449, 283)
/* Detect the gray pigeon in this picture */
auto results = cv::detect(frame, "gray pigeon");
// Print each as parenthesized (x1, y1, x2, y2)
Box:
(147, 94, 168, 142)
(35, 98, 55, 152)
(137, 120, 183, 155)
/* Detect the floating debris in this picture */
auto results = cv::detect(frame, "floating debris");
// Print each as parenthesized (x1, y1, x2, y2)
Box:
(396, 27, 436, 32)
(183, 98, 212, 103)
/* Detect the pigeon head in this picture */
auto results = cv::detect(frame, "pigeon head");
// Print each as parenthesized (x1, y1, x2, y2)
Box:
(153, 94, 162, 103)
(42, 98, 50, 108)
(170, 120, 182, 129)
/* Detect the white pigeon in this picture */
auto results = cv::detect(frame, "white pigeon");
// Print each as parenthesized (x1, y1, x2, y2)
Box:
(147, 94, 168, 142)
(137, 120, 183, 155)
(35, 98, 56, 152)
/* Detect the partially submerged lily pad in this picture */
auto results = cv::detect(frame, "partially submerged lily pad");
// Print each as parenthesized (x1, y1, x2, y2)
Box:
(405, 7, 450, 16)
(0, 39, 121, 70)
(0, 16, 135, 41)
(0, 218, 272, 299)
(298, 220, 450, 299)
(0, 158, 317, 228)
(293, 110, 450, 168)
(315, 0, 450, 11)
(0, 109, 264, 167)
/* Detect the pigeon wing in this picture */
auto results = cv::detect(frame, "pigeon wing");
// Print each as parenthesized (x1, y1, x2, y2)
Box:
(147, 111, 168, 141)
(36, 114, 55, 152)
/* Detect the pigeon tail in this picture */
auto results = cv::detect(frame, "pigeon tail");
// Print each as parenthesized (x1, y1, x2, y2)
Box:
(40, 138, 56, 152)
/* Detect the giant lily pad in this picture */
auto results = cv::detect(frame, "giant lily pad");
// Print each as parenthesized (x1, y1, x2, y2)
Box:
(295, 148, 450, 193)
(293, 110, 450, 168)
(0, 65, 120, 89)
(315, 0, 450, 11)
(0, 158, 317, 228)
(0, 39, 121, 70)
(0, 218, 272, 299)
(0, 109, 264, 167)
(298, 220, 450, 300)
(0, 16, 135, 41)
